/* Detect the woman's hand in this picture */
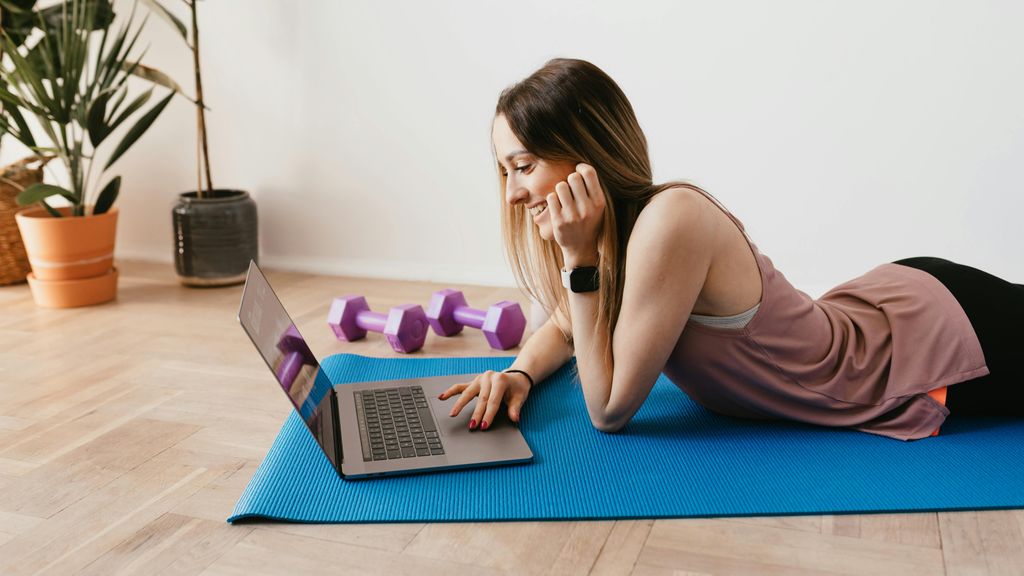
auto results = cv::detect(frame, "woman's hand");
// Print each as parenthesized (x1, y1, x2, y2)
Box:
(439, 370, 531, 430)
(548, 163, 607, 258)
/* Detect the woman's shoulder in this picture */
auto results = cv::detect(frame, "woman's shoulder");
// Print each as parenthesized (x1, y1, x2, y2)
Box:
(630, 185, 719, 253)
(646, 183, 706, 205)
(635, 185, 716, 234)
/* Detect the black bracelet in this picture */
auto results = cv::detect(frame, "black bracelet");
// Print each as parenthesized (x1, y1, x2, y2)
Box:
(503, 369, 534, 388)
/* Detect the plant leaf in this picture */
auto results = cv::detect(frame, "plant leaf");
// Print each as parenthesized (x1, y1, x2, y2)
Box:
(105, 86, 152, 135)
(37, 0, 114, 33)
(103, 90, 175, 170)
(0, 0, 38, 48)
(16, 183, 76, 207)
(41, 198, 62, 217)
(0, 32, 61, 121)
(138, 0, 188, 42)
(101, 11, 148, 92)
(121, 61, 197, 103)
(87, 88, 114, 147)
(93, 175, 120, 214)
(96, 12, 129, 90)
(0, 0, 36, 14)
(106, 84, 128, 119)
(8, 107, 37, 148)
(0, 77, 38, 147)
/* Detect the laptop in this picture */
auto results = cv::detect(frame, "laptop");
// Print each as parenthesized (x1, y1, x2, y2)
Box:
(237, 260, 533, 479)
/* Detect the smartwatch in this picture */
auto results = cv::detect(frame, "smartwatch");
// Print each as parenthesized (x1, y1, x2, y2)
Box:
(561, 266, 600, 293)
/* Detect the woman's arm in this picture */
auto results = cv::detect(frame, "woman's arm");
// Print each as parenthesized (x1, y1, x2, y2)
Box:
(566, 189, 714, 432)
(505, 308, 574, 386)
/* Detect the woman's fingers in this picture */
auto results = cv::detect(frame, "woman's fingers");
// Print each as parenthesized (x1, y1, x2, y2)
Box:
(442, 372, 529, 429)
(438, 382, 467, 400)
(576, 163, 604, 205)
(553, 181, 577, 220)
(447, 381, 479, 417)
(469, 376, 494, 429)
(480, 383, 508, 430)
(507, 393, 524, 422)
(566, 171, 589, 214)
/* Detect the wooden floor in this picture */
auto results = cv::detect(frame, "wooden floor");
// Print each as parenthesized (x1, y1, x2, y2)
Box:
(0, 260, 1021, 575)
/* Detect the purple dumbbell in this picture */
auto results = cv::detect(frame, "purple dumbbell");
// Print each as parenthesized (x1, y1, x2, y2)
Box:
(276, 325, 315, 364)
(426, 289, 526, 350)
(275, 351, 305, 392)
(327, 295, 428, 354)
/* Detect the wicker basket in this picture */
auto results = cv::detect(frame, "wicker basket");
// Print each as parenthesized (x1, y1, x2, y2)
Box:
(0, 156, 47, 285)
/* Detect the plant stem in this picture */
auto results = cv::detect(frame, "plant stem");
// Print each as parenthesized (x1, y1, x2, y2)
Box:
(190, 0, 212, 198)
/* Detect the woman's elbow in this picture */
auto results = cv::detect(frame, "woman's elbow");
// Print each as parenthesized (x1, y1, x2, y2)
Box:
(590, 415, 626, 434)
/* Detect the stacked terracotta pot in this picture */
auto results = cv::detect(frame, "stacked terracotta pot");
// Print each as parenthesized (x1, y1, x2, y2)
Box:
(15, 207, 119, 308)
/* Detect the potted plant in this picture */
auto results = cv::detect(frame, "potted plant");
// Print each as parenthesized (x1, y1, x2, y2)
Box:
(0, 0, 108, 285)
(149, 0, 257, 286)
(0, 0, 182, 307)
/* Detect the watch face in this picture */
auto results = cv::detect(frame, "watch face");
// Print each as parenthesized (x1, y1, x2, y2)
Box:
(569, 267, 599, 292)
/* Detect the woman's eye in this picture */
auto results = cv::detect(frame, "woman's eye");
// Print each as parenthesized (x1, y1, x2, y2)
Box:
(499, 164, 531, 177)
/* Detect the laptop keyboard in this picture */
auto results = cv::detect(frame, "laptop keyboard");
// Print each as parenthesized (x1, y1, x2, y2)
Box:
(355, 386, 444, 461)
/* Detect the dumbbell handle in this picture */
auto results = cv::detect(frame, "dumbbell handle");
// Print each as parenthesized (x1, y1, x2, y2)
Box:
(276, 351, 305, 392)
(355, 309, 387, 333)
(453, 306, 487, 329)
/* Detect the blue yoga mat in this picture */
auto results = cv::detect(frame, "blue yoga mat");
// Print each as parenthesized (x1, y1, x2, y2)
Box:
(228, 354, 1024, 523)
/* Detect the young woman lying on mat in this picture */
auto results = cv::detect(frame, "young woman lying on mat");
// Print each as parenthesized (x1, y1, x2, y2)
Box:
(440, 58, 1024, 441)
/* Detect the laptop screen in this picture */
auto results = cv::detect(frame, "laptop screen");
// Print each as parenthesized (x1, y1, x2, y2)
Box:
(237, 261, 336, 442)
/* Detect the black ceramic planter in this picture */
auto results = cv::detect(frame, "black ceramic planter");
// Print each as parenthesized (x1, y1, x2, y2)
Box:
(173, 189, 258, 286)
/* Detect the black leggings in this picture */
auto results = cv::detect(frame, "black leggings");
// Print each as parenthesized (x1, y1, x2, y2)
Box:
(891, 257, 1024, 417)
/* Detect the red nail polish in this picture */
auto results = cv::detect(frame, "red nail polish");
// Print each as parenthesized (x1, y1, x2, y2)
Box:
(481, 421, 489, 430)
(469, 419, 476, 429)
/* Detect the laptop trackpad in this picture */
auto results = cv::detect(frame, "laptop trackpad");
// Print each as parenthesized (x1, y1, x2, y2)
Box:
(421, 375, 531, 463)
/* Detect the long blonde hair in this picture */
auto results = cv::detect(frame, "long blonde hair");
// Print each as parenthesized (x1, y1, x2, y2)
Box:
(495, 58, 701, 373)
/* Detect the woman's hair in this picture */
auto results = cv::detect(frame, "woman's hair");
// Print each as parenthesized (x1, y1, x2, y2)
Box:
(494, 58, 700, 370)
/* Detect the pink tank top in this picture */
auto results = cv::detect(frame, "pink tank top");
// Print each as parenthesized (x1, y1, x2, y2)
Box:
(665, 187, 989, 441)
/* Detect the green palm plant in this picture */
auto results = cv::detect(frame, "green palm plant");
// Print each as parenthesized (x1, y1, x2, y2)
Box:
(0, 0, 184, 217)
(0, 0, 112, 167)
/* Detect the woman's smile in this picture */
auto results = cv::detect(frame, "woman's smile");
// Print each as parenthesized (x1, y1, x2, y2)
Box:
(530, 202, 548, 219)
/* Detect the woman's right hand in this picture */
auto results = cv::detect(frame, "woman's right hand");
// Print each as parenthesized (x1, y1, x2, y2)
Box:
(438, 370, 531, 430)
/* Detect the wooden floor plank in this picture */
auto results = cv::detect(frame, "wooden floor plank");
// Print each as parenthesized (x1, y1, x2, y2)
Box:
(0, 418, 200, 519)
(590, 519, 654, 576)
(0, 458, 222, 575)
(635, 518, 945, 576)
(402, 521, 580, 573)
(939, 510, 1024, 575)
(77, 513, 253, 576)
(546, 521, 616, 575)
(203, 527, 505, 576)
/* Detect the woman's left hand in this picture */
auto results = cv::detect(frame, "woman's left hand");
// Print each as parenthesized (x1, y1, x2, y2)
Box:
(548, 163, 606, 258)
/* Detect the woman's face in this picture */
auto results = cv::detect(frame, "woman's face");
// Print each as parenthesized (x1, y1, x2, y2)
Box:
(492, 114, 577, 242)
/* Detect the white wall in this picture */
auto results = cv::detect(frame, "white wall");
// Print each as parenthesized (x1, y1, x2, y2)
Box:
(6, 0, 1024, 295)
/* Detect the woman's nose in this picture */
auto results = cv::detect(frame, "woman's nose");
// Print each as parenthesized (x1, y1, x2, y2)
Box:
(505, 180, 528, 205)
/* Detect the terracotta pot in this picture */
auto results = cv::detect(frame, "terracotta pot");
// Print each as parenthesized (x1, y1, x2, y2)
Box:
(26, 267, 119, 308)
(15, 206, 117, 281)
(14, 206, 119, 308)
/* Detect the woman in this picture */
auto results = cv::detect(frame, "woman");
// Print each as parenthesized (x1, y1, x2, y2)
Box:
(440, 58, 1023, 441)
